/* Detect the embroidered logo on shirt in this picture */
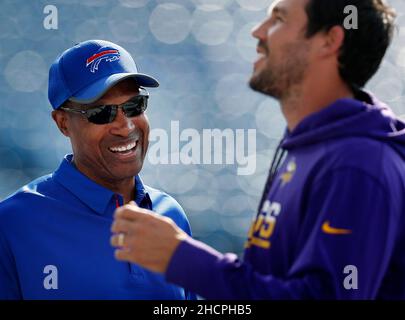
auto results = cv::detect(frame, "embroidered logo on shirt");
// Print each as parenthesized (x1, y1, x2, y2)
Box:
(322, 220, 352, 235)
(280, 158, 296, 186)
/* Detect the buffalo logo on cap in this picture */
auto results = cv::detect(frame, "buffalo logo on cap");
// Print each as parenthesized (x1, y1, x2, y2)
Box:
(86, 48, 120, 73)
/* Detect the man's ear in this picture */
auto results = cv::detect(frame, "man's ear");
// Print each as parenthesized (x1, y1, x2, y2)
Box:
(52, 110, 70, 137)
(318, 25, 345, 58)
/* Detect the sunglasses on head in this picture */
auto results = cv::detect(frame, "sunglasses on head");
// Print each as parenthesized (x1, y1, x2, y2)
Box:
(61, 88, 149, 125)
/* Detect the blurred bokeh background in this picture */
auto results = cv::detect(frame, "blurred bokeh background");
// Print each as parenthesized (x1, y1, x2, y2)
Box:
(0, 0, 404, 257)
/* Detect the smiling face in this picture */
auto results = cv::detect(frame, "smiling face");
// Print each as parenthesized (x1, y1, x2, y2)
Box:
(52, 79, 149, 187)
(250, 0, 313, 100)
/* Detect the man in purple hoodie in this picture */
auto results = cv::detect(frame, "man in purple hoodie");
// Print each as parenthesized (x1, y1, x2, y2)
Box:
(110, 0, 405, 299)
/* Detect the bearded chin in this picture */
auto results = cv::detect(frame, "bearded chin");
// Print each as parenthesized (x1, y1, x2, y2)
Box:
(249, 38, 310, 101)
(249, 67, 283, 99)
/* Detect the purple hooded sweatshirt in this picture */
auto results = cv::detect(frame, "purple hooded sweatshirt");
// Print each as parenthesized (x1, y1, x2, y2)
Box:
(165, 90, 405, 300)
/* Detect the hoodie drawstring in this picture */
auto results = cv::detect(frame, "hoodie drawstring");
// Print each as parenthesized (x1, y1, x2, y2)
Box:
(256, 139, 287, 216)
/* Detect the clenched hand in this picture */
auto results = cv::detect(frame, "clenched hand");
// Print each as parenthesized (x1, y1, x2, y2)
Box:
(110, 201, 188, 274)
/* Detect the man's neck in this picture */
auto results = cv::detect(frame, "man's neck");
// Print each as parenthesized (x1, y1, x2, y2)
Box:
(280, 79, 354, 131)
(72, 158, 135, 205)
(107, 179, 135, 205)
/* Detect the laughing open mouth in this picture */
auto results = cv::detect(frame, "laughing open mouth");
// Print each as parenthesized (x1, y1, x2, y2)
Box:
(108, 141, 138, 154)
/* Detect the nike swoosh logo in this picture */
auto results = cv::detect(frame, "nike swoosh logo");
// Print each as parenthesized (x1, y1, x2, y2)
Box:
(322, 221, 352, 235)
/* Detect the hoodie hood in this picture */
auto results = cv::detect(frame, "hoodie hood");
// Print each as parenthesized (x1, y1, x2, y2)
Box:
(282, 90, 405, 160)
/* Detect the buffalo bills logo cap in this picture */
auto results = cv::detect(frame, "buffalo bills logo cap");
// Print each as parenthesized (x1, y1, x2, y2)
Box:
(48, 39, 159, 110)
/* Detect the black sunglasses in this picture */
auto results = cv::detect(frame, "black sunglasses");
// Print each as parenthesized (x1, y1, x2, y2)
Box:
(61, 88, 149, 125)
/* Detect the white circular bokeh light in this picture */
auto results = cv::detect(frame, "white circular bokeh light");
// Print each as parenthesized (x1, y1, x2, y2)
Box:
(215, 73, 261, 117)
(74, 19, 113, 43)
(237, 22, 259, 62)
(108, 6, 149, 43)
(4, 51, 47, 93)
(119, 0, 149, 8)
(255, 99, 286, 139)
(236, 0, 270, 11)
(149, 4, 192, 44)
(191, 0, 233, 10)
(192, 8, 234, 46)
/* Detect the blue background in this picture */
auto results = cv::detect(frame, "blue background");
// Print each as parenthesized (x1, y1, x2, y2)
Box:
(0, 0, 404, 256)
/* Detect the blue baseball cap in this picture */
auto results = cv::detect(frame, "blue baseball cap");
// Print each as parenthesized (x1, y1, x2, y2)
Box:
(48, 40, 159, 110)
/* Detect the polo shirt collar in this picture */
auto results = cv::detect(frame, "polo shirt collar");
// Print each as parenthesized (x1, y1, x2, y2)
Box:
(53, 154, 151, 215)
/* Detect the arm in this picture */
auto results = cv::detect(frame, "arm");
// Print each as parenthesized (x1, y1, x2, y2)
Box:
(111, 168, 398, 299)
(165, 168, 398, 299)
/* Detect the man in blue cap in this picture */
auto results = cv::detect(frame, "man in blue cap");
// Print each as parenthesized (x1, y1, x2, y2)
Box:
(0, 40, 195, 299)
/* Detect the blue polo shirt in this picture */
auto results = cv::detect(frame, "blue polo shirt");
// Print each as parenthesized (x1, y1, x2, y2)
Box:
(0, 154, 195, 300)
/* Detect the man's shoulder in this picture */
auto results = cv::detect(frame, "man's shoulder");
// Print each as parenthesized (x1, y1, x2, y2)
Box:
(324, 136, 403, 171)
(326, 136, 384, 155)
(145, 185, 185, 213)
(0, 173, 56, 219)
(144, 184, 191, 230)
(315, 136, 405, 192)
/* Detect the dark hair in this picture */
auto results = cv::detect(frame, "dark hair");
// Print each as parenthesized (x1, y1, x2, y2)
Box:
(305, 0, 396, 89)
